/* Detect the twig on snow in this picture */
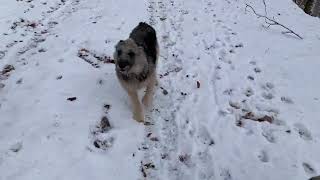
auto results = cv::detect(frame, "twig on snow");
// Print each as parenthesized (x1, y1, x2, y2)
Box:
(245, 2, 303, 40)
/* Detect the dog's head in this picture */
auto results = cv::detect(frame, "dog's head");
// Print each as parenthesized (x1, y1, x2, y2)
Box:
(114, 39, 147, 75)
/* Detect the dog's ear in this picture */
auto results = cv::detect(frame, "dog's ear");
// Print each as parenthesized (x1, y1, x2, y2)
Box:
(114, 40, 124, 59)
(115, 40, 124, 48)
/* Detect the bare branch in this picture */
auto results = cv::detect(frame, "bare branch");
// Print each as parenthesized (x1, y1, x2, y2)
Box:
(262, 0, 267, 15)
(262, 0, 269, 24)
(245, 3, 303, 40)
(282, 31, 294, 35)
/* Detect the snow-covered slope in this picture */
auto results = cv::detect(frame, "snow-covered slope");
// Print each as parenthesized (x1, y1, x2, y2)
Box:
(0, 0, 319, 180)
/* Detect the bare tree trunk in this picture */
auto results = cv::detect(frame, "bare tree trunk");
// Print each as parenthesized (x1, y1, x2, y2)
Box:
(312, 0, 320, 16)
(294, 0, 320, 17)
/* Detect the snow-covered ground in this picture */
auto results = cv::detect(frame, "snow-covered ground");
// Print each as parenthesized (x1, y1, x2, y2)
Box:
(0, 0, 319, 180)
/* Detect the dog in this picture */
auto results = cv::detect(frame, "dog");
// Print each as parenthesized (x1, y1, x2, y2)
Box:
(114, 22, 159, 122)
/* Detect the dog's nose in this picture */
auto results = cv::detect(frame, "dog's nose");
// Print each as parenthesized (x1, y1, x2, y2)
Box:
(118, 60, 129, 69)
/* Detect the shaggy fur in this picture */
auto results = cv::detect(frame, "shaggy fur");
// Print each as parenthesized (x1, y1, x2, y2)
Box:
(114, 22, 159, 122)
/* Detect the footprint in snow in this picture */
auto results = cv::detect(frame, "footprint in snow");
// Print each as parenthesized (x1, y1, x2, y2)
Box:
(247, 75, 254, 81)
(303, 162, 317, 175)
(223, 88, 233, 96)
(262, 129, 276, 143)
(10, 142, 23, 153)
(254, 67, 262, 73)
(16, 78, 23, 84)
(244, 87, 254, 97)
(0, 51, 5, 59)
(218, 49, 227, 60)
(281, 96, 294, 104)
(56, 75, 63, 80)
(249, 61, 256, 65)
(178, 154, 194, 168)
(90, 104, 113, 151)
(90, 116, 113, 151)
(220, 168, 232, 180)
(262, 92, 274, 100)
(197, 126, 215, 146)
(235, 43, 244, 48)
(261, 82, 275, 90)
(294, 123, 312, 141)
(229, 101, 241, 109)
(258, 150, 269, 163)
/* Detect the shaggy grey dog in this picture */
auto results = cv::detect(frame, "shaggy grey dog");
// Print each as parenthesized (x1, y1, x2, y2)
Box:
(114, 22, 159, 122)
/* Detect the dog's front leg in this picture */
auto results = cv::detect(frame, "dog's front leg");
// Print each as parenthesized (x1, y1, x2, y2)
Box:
(128, 90, 144, 122)
(142, 74, 156, 108)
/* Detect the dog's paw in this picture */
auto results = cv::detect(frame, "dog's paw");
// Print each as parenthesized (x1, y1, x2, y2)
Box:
(133, 113, 144, 123)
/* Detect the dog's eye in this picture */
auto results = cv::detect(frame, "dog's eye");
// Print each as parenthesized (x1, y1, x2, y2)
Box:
(117, 50, 122, 55)
(128, 51, 135, 58)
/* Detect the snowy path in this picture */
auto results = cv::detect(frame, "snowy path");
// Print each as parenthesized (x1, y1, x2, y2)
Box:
(142, 0, 229, 179)
(1, 0, 320, 180)
(142, 0, 320, 180)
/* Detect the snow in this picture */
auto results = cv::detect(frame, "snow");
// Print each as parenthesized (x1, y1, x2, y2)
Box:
(0, 0, 320, 180)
